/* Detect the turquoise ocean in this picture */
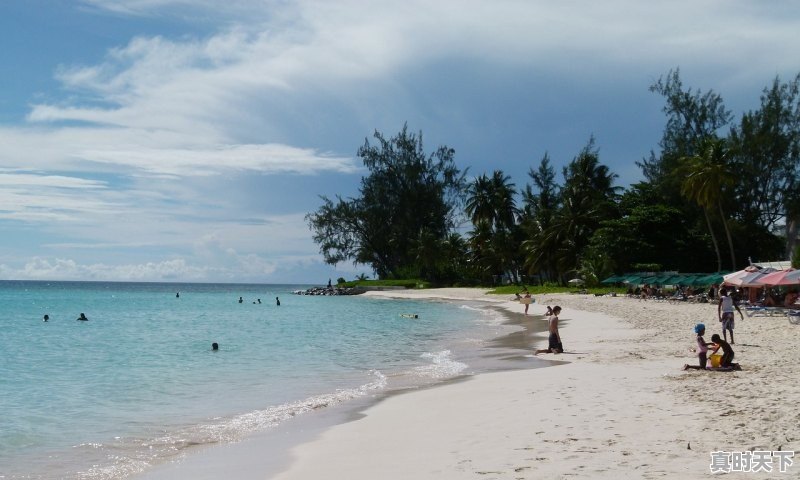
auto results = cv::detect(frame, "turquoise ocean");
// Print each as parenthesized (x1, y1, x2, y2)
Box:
(0, 281, 534, 479)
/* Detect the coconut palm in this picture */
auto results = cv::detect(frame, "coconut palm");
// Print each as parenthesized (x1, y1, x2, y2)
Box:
(465, 170, 520, 283)
(679, 137, 737, 270)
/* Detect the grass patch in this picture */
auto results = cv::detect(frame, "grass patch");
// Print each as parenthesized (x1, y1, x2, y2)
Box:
(488, 285, 627, 295)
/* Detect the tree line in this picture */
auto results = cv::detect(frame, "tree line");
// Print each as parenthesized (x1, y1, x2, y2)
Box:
(307, 69, 800, 286)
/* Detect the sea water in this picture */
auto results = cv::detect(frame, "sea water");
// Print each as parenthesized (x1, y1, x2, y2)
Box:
(0, 281, 526, 479)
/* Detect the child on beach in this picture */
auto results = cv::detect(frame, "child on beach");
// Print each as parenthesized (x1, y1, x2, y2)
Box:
(683, 323, 711, 370)
(535, 306, 562, 354)
(710, 334, 740, 370)
(718, 288, 743, 344)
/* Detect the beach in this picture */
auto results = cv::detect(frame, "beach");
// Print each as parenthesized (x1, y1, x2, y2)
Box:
(269, 289, 799, 479)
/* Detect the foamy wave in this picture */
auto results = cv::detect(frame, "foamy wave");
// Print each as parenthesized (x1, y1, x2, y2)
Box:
(74, 371, 388, 479)
(413, 350, 468, 379)
(458, 303, 506, 326)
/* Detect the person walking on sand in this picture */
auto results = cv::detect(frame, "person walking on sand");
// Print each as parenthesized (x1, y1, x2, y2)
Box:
(718, 288, 742, 344)
(535, 306, 562, 354)
(683, 323, 712, 370)
(521, 289, 532, 315)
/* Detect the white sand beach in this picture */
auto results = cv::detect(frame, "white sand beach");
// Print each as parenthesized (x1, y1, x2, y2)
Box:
(271, 289, 799, 479)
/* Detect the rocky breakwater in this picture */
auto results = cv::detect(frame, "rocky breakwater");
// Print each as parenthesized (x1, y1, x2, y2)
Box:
(293, 286, 365, 296)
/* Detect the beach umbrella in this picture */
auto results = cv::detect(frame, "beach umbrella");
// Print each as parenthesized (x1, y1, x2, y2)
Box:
(700, 273, 725, 285)
(693, 273, 724, 286)
(668, 275, 693, 286)
(757, 268, 800, 286)
(722, 270, 748, 286)
(727, 269, 776, 287)
(601, 275, 624, 284)
(723, 267, 766, 286)
(659, 275, 683, 285)
(622, 274, 644, 285)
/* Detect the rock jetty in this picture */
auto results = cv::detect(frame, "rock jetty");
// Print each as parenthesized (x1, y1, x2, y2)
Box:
(293, 286, 364, 296)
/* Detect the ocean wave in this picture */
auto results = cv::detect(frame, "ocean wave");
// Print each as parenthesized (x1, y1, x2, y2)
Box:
(412, 350, 468, 379)
(73, 371, 388, 479)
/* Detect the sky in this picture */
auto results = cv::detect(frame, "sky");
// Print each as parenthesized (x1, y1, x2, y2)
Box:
(0, 1, 799, 284)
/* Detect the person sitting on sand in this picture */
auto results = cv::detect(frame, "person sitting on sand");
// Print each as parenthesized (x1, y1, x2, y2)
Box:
(535, 306, 562, 354)
(784, 290, 799, 308)
(710, 334, 740, 370)
(683, 323, 711, 370)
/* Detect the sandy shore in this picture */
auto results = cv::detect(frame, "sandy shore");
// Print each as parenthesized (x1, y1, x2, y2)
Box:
(271, 289, 799, 479)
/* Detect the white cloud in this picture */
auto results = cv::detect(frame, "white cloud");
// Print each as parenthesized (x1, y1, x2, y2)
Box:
(3, 0, 800, 282)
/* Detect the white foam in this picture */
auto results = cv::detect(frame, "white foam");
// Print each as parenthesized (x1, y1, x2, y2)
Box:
(73, 371, 389, 479)
(413, 350, 468, 379)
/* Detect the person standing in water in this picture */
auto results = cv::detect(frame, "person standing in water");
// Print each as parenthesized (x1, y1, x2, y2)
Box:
(276, 297, 281, 306)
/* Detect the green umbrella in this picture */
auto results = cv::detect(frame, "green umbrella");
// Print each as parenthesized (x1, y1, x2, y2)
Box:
(601, 275, 624, 284)
(622, 274, 643, 285)
(660, 275, 684, 285)
(695, 273, 724, 286)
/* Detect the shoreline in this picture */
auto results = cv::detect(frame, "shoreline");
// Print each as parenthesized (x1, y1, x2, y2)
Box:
(140, 289, 800, 479)
(135, 289, 549, 480)
(272, 289, 799, 479)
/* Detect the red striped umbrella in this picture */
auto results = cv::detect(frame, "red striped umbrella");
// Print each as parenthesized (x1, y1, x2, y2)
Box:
(758, 268, 800, 286)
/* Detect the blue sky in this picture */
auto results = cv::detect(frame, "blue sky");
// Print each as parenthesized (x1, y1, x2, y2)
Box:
(1, 1, 799, 283)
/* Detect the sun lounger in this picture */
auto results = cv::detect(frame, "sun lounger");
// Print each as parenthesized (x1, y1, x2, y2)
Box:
(745, 306, 787, 317)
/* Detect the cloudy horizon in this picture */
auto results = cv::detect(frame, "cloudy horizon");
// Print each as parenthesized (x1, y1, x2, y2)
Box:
(1, 0, 798, 283)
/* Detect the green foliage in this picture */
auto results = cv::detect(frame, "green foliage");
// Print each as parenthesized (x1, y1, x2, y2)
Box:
(336, 277, 346, 285)
(522, 138, 620, 283)
(340, 279, 431, 289)
(630, 263, 662, 272)
(307, 124, 466, 281)
(308, 71, 798, 288)
(465, 170, 521, 284)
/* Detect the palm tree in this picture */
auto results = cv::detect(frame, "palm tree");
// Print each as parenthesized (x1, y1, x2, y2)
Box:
(489, 170, 518, 232)
(528, 139, 619, 282)
(465, 171, 520, 283)
(679, 137, 737, 270)
(465, 174, 494, 228)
